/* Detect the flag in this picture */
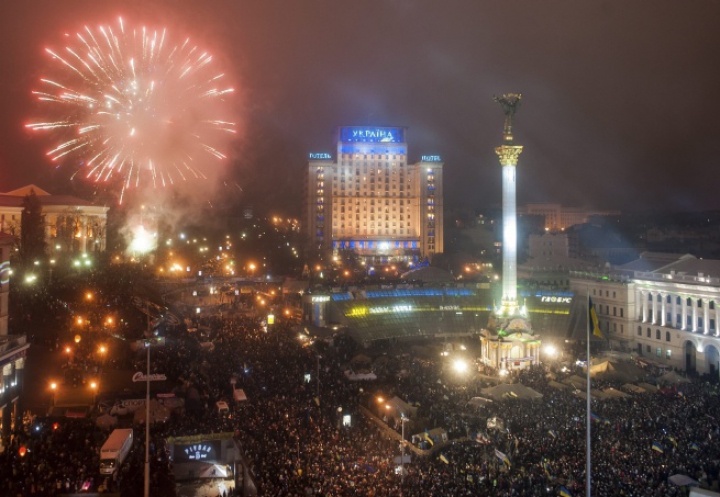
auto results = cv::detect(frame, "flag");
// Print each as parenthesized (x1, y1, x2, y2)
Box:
(652, 442, 664, 453)
(668, 436, 677, 448)
(542, 459, 552, 477)
(314, 397, 320, 406)
(589, 297, 604, 339)
(590, 412, 601, 423)
(548, 429, 558, 439)
(690, 442, 700, 451)
(439, 454, 449, 465)
(494, 448, 511, 467)
(559, 486, 573, 497)
(423, 431, 435, 447)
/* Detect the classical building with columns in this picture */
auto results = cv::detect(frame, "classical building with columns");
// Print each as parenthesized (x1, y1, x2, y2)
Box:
(570, 252, 720, 376)
(0, 232, 29, 438)
(0, 185, 109, 254)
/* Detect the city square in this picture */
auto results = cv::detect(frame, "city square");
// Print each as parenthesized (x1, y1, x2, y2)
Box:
(0, 2, 719, 497)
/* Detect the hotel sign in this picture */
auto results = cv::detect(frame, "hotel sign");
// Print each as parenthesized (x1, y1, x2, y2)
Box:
(421, 155, 441, 162)
(309, 153, 332, 160)
(311, 296, 330, 303)
(340, 126, 404, 144)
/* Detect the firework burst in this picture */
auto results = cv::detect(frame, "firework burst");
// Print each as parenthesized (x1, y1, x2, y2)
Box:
(27, 18, 236, 202)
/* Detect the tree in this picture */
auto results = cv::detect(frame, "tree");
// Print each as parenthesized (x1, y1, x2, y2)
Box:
(19, 190, 46, 266)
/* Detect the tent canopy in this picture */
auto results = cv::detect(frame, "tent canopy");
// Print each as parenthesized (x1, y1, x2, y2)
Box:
(589, 360, 646, 382)
(481, 383, 543, 401)
(658, 371, 691, 385)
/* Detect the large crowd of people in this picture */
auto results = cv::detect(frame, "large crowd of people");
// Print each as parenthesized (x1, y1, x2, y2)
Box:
(6, 276, 720, 496)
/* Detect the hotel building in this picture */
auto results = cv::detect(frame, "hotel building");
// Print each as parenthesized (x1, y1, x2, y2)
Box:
(304, 126, 443, 263)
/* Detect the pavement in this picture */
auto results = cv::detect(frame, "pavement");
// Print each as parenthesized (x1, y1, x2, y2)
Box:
(176, 478, 235, 497)
(23, 335, 144, 417)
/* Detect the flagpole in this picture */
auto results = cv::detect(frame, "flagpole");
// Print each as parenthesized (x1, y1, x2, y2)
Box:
(586, 286, 592, 497)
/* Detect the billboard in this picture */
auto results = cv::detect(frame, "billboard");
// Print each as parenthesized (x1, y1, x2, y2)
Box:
(339, 126, 405, 144)
(174, 440, 222, 463)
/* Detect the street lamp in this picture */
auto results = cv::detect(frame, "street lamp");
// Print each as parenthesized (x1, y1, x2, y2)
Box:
(89, 381, 98, 407)
(399, 415, 410, 482)
(49, 381, 57, 407)
(65, 346, 72, 365)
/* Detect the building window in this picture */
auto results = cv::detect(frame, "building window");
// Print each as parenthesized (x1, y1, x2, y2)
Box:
(666, 350, 672, 360)
(646, 345, 651, 353)
(647, 328, 651, 338)
(711, 301, 716, 310)
(712, 319, 716, 331)
(656, 347, 662, 357)
(620, 325, 624, 334)
(620, 308, 624, 318)
(698, 299, 703, 308)
(613, 307, 617, 316)
(665, 331, 671, 342)
(666, 295, 671, 304)
(637, 326, 642, 336)
(656, 329, 661, 340)
(676, 296, 681, 305)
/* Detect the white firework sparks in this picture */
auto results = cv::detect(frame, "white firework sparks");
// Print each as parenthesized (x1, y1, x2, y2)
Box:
(27, 18, 236, 202)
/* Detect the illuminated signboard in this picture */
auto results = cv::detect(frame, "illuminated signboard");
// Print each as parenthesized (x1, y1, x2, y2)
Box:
(421, 155, 441, 162)
(339, 126, 405, 144)
(309, 153, 332, 160)
(311, 296, 330, 303)
(540, 296, 572, 304)
(174, 441, 222, 463)
(369, 305, 413, 314)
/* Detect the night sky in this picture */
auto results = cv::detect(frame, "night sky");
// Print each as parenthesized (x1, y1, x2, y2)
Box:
(2, 1, 720, 215)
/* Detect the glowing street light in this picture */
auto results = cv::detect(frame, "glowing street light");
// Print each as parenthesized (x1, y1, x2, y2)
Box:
(49, 381, 57, 406)
(453, 359, 468, 374)
(544, 345, 558, 358)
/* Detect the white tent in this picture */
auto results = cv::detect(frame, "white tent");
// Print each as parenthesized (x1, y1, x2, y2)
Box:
(481, 383, 543, 401)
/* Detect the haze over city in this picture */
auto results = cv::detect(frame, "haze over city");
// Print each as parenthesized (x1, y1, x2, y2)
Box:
(1, 0, 719, 213)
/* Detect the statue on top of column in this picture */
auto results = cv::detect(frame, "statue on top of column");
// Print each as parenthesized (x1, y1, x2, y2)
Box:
(494, 93, 522, 144)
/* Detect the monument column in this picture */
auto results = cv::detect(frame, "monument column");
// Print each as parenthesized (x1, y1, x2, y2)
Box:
(494, 94, 523, 316)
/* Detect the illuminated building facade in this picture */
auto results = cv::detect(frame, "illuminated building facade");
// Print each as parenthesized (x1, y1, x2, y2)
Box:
(0, 232, 29, 440)
(0, 185, 109, 254)
(304, 126, 443, 263)
(571, 252, 720, 376)
(520, 203, 620, 232)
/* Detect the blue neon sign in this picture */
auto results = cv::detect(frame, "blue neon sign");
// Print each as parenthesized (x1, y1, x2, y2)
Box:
(309, 153, 332, 160)
(339, 126, 405, 144)
(421, 155, 441, 162)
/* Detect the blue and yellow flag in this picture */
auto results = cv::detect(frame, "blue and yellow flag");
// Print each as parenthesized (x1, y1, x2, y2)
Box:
(439, 454, 449, 465)
(495, 448, 511, 467)
(548, 429, 558, 439)
(589, 298, 604, 339)
(690, 442, 700, 451)
(590, 412, 601, 423)
(423, 431, 435, 447)
(652, 442, 664, 453)
(559, 485, 573, 497)
(542, 459, 552, 477)
(668, 436, 677, 448)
